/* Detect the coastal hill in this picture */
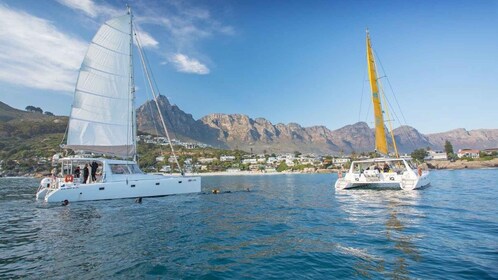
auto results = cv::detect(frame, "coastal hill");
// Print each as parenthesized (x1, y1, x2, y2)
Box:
(136, 96, 498, 154)
(0, 101, 67, 138)
(1, 98, 497, 155)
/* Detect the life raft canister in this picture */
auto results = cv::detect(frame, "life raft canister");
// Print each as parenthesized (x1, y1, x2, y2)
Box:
(65, 174, 74, 183)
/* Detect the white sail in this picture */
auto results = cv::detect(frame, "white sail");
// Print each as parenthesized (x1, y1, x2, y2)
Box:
(66, 14, 134, 157)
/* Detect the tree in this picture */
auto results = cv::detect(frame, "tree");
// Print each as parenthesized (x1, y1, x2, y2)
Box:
(276, 162, 289, 172)
(25, 105, 43, 113)
(44, 111, 54, 116)
(25, 105, 36, 112)
(444, 140, 454, 155)
(411, 148, 428, 162)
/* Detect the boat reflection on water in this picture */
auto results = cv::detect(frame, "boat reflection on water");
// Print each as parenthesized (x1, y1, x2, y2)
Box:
(335, 189, 423, 278)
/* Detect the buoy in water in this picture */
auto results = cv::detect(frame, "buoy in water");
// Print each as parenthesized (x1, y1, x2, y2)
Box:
(62, 199, 69, 206)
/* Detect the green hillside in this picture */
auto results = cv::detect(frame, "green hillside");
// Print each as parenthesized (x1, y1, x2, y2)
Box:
(0, 102, 68, 175)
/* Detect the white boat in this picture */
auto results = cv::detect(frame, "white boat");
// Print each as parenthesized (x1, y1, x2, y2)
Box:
(36, 7, 201, 202)
(335, 31, 430, 191)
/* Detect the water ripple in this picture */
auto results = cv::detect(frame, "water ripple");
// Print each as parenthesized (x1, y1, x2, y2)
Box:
(1, 170, 497, 279)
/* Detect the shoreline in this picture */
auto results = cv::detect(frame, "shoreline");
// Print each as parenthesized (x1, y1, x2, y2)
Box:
(425, 158, 498, 170)
(3, 159, 497, 179)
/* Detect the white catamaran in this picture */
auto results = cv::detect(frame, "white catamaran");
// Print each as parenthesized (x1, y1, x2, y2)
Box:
(335, 31, 430, 190)
(36, 8, 201, 202)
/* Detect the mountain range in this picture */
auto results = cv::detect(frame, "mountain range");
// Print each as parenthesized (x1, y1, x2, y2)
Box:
(136, 96, 498, 154)
(1, 98, 497, 155)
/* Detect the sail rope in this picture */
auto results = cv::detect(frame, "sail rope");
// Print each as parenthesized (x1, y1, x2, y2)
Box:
(134, 27, 184, 175)
(137, 45, 166, 164)
(378, 78, 399, 157)
(373, 49, 418, 151)
(358, 67, 367, 122)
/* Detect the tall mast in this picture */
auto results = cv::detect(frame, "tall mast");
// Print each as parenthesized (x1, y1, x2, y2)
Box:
(366, 30, 388, 155)
(128, 6, 137, 161)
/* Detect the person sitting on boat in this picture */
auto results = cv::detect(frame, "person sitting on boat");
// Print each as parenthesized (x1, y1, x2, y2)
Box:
(374, 165, 381, 172)
(383, 163, 390, 173)
(74, 166, 81, 178)
(83, 164, 89, 184)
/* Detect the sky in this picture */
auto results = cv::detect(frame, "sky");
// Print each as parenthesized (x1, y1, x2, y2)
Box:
(0, 0, 497, 134)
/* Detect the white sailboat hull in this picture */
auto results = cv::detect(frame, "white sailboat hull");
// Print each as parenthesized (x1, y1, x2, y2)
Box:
(38, 175, 200, 202)
(335, 158, 430, 191)
(335, 172, 429, 190)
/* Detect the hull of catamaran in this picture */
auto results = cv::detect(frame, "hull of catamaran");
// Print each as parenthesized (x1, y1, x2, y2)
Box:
(36, 158, 201, 203)
(334, 158, 430, 191)
(335, 171, 429, 190)
(36, 175, 200, 202)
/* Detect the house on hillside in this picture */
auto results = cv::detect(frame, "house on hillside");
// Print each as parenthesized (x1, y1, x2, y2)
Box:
(482, 148, 498, 156)
(457, 149, 480, 159)
(220, 155, 236, 162)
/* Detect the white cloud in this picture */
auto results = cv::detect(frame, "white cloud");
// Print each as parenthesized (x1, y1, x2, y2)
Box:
(56, 0, 120, 18)
(134, 29, 159, 48)
(57, 0, 234, 74)
(58, 0, 160, 50)
(170, 54, 209, 75)
(56, 0, 98, 18)
(0, 4, 87, 92)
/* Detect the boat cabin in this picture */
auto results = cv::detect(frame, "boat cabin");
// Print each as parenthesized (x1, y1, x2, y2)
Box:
(348, 158, 416, 176)
(56, 158, 143, 184)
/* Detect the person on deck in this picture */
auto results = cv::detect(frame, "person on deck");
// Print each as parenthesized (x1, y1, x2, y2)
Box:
(83, 164, 89, 184)
(383, 163, 390, 173)
(74, 166, 81, 178)
(91, 161, 98, 182)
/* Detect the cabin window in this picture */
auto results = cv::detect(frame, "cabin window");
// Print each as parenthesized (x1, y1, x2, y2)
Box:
(109, 164, 143, 174)
(110, 164, 131, 174)
(129, 164, 143, 174)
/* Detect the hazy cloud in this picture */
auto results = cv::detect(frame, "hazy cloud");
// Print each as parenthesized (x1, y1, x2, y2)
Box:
(56, 0, 99, 17)
(56, 0, 119, 18)
(134, 28, 159, 48)
(170, 54, 209, 75)
(0, 4, 87, 92)
(58, 0, 235, 75)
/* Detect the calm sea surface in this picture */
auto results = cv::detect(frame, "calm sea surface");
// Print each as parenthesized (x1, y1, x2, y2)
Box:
(1, 169, 497, 279)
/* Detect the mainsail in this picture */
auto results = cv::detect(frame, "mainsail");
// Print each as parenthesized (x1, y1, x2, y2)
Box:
(366, 31, 388, 155)
(66, 13, 135, 157)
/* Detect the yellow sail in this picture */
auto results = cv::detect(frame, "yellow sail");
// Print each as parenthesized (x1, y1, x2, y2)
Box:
(366, 30, 388, 155)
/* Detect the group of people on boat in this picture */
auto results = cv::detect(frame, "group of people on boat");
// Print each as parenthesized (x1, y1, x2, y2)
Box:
(54, 161, 101, 185)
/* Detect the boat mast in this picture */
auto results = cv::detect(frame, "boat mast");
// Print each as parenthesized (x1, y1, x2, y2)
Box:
(128, 5, 137, 161)
(366, 30, 388, 155)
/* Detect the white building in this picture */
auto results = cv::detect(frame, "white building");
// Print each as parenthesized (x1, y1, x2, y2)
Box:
(198, 157, 216, 164)
(425, 151, 448, 160)
(457, 149, 480, 159)
(220, 155, 236, 162)
(242, 158, 258, 164)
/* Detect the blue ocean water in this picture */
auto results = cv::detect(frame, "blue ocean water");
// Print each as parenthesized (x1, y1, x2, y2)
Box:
(1, 169, 497, 279)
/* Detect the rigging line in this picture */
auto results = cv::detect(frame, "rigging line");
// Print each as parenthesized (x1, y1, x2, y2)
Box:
(374, 49, 417, 149)
(374, 49, 411, 127)
(134, 27, 183, 175)
(59, 108, 71, 149)
(378, 79, 399, 157)
(358, 65, 367, 122)
(138, 33, 180, 142)
(138, 48, 165, 161)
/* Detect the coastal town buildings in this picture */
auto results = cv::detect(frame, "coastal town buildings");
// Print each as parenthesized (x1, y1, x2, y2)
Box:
(425, 151, 448, 161)
(457, 149, 480, 159)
